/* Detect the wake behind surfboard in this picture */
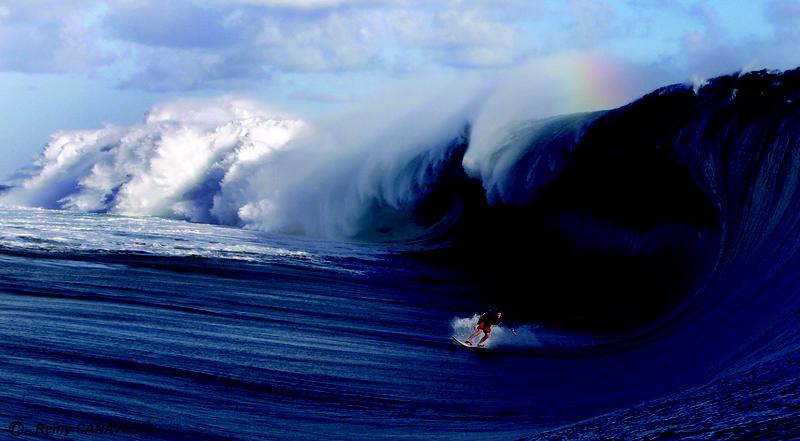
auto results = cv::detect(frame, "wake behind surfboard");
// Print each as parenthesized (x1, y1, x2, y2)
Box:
(452, 336, 487, 349)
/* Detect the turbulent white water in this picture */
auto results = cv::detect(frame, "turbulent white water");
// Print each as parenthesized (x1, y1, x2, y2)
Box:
(1, 54, 665, 239)
(0, 206, 384, 276)
(2, 97, 306, 224)
(1, 93, 472, 238)
(450, 314, 600, 349)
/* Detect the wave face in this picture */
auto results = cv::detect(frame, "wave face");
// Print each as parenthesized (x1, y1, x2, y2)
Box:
(447, 68, 800, 336)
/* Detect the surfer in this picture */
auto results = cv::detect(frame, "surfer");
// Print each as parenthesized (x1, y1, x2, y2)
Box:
(464, 309, 517, 347)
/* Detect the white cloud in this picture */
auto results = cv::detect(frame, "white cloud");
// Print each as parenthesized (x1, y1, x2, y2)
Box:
(0, 0, 799, 92)
(450, 46, 516, 67)
(100, 0, 527, 89)
(390, 8, 518, 67)
(255, 12, 382, 71)
(0, 0, 112, 72)
(200, 0, 380, 9)
(766, 0, 800, 41)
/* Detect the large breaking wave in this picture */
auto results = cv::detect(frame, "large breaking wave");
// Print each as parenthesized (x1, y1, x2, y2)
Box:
(1, 97, 307, 225)
(4, 64, 800, 439)
(0, 55, 657, 239)
(4, 64, 800, 335)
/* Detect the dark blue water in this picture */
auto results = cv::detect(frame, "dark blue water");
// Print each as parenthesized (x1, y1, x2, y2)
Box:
(0, 208, 617, 440)
(4, 69, 800, 440)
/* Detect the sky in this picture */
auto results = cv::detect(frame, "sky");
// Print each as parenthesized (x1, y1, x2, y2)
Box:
(1, 0, 799, 178)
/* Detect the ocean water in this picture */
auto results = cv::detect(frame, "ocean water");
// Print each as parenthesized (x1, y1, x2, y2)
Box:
(3, 69, 800, 439)
(0, 207, 606, 440)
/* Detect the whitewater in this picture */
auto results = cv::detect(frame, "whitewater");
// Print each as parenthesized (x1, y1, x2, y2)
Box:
(3, 67, 800, 439)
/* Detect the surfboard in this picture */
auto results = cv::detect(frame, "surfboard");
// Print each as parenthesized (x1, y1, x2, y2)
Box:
(452, 336, 487, 349)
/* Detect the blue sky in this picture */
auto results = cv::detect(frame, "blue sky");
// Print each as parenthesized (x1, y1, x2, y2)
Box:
(1, 0, 799, 178)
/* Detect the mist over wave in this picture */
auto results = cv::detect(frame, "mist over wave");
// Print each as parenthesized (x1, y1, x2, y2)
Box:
(0, 54, 660, 240)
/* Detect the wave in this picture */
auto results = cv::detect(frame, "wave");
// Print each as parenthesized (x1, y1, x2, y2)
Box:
(4, 66, 800, 337)
(0, 97, 306, 224)
(1, 54, 657, 237)
(4, 65, 800, 439)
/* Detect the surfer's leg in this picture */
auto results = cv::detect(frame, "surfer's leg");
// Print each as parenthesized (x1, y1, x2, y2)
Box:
(477, 328, 491, 346)
(466, 322, 484, 342)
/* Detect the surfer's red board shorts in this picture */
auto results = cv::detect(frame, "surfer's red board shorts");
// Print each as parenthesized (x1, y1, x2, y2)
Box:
(477, 321, 491, 333)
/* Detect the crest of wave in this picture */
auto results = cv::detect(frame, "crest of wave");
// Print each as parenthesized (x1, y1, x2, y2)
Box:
(0, 88, 476, 237)
(1, 54, 668, 238)
(1, 97, 306, 224)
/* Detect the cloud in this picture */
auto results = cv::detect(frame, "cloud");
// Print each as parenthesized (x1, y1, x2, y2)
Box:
(766, 0, 800, 42)
(565, 0, 626, 43)
(391, 8, 518, 67)
(0, 0, 112, 72)
(1, 0, 800, 92)
(108, 4, 386, 89)
(661, 1, 800, 78)
(203, 0, 384, 10)
(288, 88, 347, 103)
(100, 0, 527, 89)
(117, 48, 271, 92)
(255, 11, 383, 71)
(104, 1, 240, 49)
